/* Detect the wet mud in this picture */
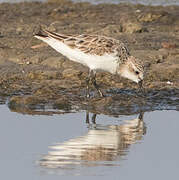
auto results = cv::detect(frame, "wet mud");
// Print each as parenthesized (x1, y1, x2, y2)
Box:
(0, 0, 178, 115)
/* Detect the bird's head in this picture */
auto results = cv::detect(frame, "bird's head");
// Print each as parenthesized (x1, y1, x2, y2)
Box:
(118, 56, 144, 88)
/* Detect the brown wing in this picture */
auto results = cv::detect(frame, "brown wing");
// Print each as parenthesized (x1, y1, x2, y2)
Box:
(74, 34, 120, 56)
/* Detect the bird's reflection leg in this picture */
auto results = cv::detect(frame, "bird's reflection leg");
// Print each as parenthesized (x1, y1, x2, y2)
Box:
(138, 112, 144, 120)
(85, 111, 97, 126)
(86, 111, 90, 124)
(138, 112, 146, 135)
(92, 114, 97, 124)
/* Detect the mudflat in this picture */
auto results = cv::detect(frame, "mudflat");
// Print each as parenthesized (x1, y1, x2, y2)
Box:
(0, 0, 178, 115)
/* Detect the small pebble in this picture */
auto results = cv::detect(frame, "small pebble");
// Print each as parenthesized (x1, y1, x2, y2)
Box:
(136, 9, 141, 13)
(166, 81, 173, 85)
(161, 42, 176, 49)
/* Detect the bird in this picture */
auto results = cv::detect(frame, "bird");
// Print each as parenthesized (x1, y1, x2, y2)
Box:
(34, 28, 144, 97)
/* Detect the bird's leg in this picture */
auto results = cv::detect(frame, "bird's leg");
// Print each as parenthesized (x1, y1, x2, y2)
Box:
(91, 70, 104, 97)
(85, 71, 91, 98)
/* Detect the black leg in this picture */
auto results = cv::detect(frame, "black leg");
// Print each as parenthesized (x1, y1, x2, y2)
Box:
(139, 112, 144, 120)
(86, 76, 90, 98)
(86, 111, 89, 124)
(92, 114, 97, 124)
(91, 71, 104, 97)
(85, 70, 92, 98)
(138, 112, 146, 135)
(85, 111, 97, 125)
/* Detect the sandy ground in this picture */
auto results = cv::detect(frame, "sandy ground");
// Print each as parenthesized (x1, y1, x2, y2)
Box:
(0, 0, 178, 115)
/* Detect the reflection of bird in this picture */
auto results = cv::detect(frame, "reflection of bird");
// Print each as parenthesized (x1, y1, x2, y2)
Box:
(39, 112, 146, 168)
(35, 28, 144, 97)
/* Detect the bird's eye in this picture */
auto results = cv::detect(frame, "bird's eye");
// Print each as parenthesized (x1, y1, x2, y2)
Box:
(135, 71, 139, 75)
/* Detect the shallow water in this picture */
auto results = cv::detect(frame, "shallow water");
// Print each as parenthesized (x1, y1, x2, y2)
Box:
(0, 101, 179, 179)
(0, 0, 179, 6)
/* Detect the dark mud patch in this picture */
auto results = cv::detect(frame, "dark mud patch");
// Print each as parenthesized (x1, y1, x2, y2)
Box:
(5, 88, 178, 116)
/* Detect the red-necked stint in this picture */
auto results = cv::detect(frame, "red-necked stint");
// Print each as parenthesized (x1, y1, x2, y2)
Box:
(35, 28, 144, 97)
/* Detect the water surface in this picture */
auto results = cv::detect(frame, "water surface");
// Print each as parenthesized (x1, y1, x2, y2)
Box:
(0, 103, 178, 179)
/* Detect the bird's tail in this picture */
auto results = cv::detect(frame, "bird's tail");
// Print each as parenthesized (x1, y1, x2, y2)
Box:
(34, 26, 69, 42)
(34, 26, 49, 41)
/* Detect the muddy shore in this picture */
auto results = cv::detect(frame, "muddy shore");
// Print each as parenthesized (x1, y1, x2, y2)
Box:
(0, 0, 178, 115)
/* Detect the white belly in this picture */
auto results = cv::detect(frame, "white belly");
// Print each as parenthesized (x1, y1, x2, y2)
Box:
(41, 37, 118, 74)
